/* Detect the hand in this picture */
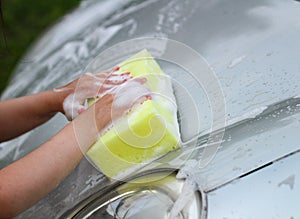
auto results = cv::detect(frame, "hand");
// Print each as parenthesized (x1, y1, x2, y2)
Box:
(92, 77, 151, 133)
(55, 67, 132, 120)
(70, 76, 151, 153)
(109, 77, 151, 121)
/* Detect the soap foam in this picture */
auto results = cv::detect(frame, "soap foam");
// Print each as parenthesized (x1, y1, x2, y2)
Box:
(168, 178, 197, 219)
(112, 155, 163, 181)
(168, 160, 200, 219)
(111, 81, 150, 112)
(86, 50, 181, 179)
(60, 70, 134, 120)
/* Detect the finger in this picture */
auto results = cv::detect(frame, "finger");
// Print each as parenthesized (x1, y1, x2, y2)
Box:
(131, 77, 147, 84)
(112, 71, 131, 77)
(77, 106, 86, 115)
(92, 72, 110, 79)
(113, 66, 120, 71)
(145, 94, 152, 100)
(108, 75, 131, 84)
(102, 66, 120, 74)
(93, 67, 117, 78)
(134, 94, 152, 105)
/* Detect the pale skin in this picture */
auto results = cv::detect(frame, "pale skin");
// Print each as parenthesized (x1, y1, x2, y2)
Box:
(0, 69, 149, 218)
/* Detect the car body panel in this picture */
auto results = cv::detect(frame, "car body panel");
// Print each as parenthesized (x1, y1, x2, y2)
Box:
(1, 0, 300, 218)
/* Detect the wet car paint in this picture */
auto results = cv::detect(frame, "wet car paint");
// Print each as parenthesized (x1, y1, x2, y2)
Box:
(1, 0, 300, 218)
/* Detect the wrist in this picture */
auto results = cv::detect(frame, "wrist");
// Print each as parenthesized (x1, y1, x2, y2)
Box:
(94, 94, 114, 131)
(47, 89, 72, 114)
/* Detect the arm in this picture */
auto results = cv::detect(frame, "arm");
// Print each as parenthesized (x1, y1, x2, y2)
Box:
(0, 68, 129, 142)
(0, 75, 150, 218)
(0, 90, 68, 142)
(0, 94, 113, 218)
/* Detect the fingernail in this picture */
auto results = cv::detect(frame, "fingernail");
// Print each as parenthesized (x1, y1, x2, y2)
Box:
(140, 77, 147, 83)
(145, 95, 152, 100)
(113, 66, 120, 71)
(121, 71, 130, 75)
(78, 108, 85, 114)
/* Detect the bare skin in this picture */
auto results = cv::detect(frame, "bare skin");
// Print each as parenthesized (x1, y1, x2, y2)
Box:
(0, 67, 129, 142)
(0, 70, 149, 218)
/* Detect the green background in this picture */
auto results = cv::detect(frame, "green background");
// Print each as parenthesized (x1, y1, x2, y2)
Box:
(0, 0, 79, 94)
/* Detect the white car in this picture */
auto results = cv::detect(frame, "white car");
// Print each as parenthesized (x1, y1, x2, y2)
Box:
(1, 0, 300, 218)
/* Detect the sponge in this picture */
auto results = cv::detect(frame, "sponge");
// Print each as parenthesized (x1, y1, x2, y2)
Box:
(86, 50, 180, 179)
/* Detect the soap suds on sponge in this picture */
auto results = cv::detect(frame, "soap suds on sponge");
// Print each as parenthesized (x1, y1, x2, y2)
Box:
(87, 50, 181, 179)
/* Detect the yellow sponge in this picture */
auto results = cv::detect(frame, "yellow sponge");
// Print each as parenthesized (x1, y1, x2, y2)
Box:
(86, 50, 180, 178)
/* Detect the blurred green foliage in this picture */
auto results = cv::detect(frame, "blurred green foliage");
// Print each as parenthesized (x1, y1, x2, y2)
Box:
(0, 0, 79, 94)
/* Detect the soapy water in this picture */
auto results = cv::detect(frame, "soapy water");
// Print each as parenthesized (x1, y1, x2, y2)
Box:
(46, 37, 226, 219)
(0, 0, 299, 218)
(5, 35, 298, 219)
(278, 174, 295, 190)
(110, 76, 176, 149)
(54, 67, 140, 120)
(168, 179, 197, 219)
(168, 161, 199, 219)
(64, 68, 155, 131)
(102, 77, 155, 140)
(65, 38, 226, 218)
(79, 38, 226, 172)
(47, 36, 221, 217)
(68, 63, 181, 180)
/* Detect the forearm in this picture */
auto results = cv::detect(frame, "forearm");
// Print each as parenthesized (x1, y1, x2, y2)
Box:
(0, 69, 129, 142)
(0, 89, 69, 142)
(0, 97, 112, 218)
(0, 77, 147, 217)
(0, 123, 82, 217)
